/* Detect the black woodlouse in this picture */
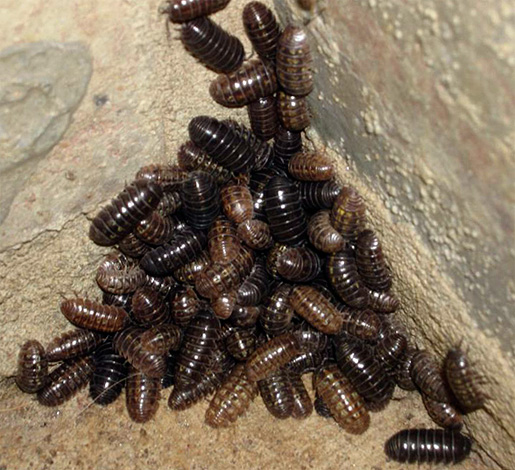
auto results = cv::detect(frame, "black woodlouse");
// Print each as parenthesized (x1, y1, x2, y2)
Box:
(140, 325, 182, 355)
(410, 350, 453, 404)
(221, 181, 254, 224)
(273, 127, 302, 172)
(16, 340, 48, 393)
(211, 291, 237, 319)
(230, 305, 262, 328)
(96, 252, 146, 295)
(46, 329, 105, 363)
(170, 285, 200, 326)
(422, 394, 464, 430)
(242, 2, 281, 60)
(180, 170, 220, 230)
(163, 0, 231, 23)
(356, 229, 393, 292)
(131, 287, 170, 326)
(118, 233, 151, 259)
(289, 370, 313, 419)
(225, 327, 257, 361)
(237, 257, 269, 306)
(247, 96, 278, 141)
(135, 211, 176, 246)
(173, 249, 211, 284)
(277, 245, 321, 282)
(260, 283, 294, 337)
(299, 180, 341, 211)
(126, 367, 161, 423)
(135, 164, 188, 191)
(258, 369, 294, 419)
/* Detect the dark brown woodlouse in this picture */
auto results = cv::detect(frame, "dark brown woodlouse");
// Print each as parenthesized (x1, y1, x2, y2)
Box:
(246, 332, 303, 382)
(46, 329, 105, 363)
(258, 369, 294, 419)
(118, 233, 151, 259)
(135, 211, 176, 246)
(277, 92, 311, 132)
(173, 249, 211, 284)
(445, 346, 487, 412)
(230, 305, 262, 328)
(242, 2, 281, 60)
(237, 219, 273, 250)
(180, 170, 220, 230)
(225, 328, 257, 361)
(277, 246, 321, 282)
(273, 126, 302, 172)
(131, 287, 169, 326)
(289, 285, 343, 334)
(170, 285, 200, 326)
(287, 350, 326, 375)
(422, 394, 464, 430)
(102, 292, 133, 314)
(140, 229, 207, 276)
(314, 363, 370, 434)
(264, 175, 307, 246)
(144, 274, 177, 297)
(181, 16, 244, 73)
(211, 291, 237, 319)
(314, 391, 333, 418)
(356, 229, 393, 292)
(90, 341, 128, 406)
(307, 210, 345, 253)
(299, 180, 342, 211)
(276, 25, 313, 97)
(96, 252, 146, 295)
(126, 367, 161, 423)
(292, 321, 329, 354)
(16, 340, 48, 393)
(338, 308, 382, 342)
(168, 369, 223, 411)
(288, 151, 334, 182)
(247, 96, 278, 141)
(266, 243, 289, 279)
(289, 371, 313, 419)
(221, 181, 254, 224)
(330, 185, 367, 243)
(189, 116, 256, 173)
(410, 350, 453, 404)
(327, 248, 370, 308)
(37, 356, 94, 406)
(208, 217, 242, 265)
(89, 180, 163, 246)
(156, 191, 182, 217)
(384, 429, 472, 464)
(367, 289, 400, 314)
(205, 363, 259, 428)
(163, 0, 231, 23)
(249, 167, 279, 220)
(60, 298, 129, 333)
(140, 324, 182, 355)
(260, 283, 294, 337)
(374, 332, 408, 371)
(394, 346, 418, 391)
(237, 257, 269, 306)
(135, 164, 188, 191)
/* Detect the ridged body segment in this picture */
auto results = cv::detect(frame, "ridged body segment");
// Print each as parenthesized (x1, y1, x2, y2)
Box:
(60, 298, 129, 333)
(16, 340, 48, 393)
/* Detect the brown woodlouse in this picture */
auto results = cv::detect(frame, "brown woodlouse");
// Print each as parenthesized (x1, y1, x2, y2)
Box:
(168, 368, 223, 411)
(126, 367, 161, 423)
(246, 332, 303, 382)
(102, 292, 133, 313)
(221, 181, 254, 224)
(445, 346, 487, 412)
(384, 429, 472, 464)
(374, 332, 408, 371)
(289, 371, 313, 419)
(314, 363, 370, 434)
(114, 327, 167, 378)
(205, 363, 259, 428)
(422, 394, 464, 430)
(181, 16, 244, 73)
(276, 25, 313, 97)
(163, 0, 231, 23)
(37, 356, 94, 406)
(287, 350, 326, 375)
(211, 291, 237, 319)
(242, 2, 281, 60)
(277, 245, 321, 282)
(260, 283, 294, 336)
(327, 248, 370, 308)
(307, 210, 345, 254)
(237, 219, 273, 250)
(209, 58, 278, 108)
(173, 249, 210, 284)
(118, 233, 151, 258)
(289, 285, 343, 335)
(189, 116, 256, 173)
(225, 328, 257, 361)
(181, 170, 220, 230)
(367, 289, 400, 314)
(266, 243, 289, 279)
(156, 191, 182, 217)
(60, 298, 129, 333)
(170, 285, 200, 326)
(410, 350, 453, 404)
(258, 369, 294, 419)
(356, 229, 392, 292)
(299, 180, 341, 211)
(140, 324, 182, 355)
(277, 92, 311, 131)
(89, 180, 163, 246)
(247, 96, 278, 141)
(249, 167, 277, 220)
(237, 257, 269, 306)
(288, 151, 334, 182)
(330, 185, 367, 243)
(144, 274, 177, 297)
(135, 211, 176, 246)
(46, 329, 105, 363)
(16, 340, 48, 393)
(230, 305, 262, 328)
(273, 126, 302, 172)
(208, 217, 241, 265)
(135, 164, 188, 191)
(96, 252, 146, 295)
(338, 308, 382, 342)
(177, 141, 233, 184)
(131, 287, 169, 326)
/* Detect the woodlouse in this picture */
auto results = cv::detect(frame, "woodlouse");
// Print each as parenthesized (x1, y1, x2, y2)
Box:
(249, 167, 279, 220)
(277, 245, 321, 282)
(102, 292, 133, 313)
(208, 216, 241, 265)
(237, 257, 269, 306)
(135, 211, 176, 246)
(307, 210, 345, 253)
(96, 252, 146, 295)
(211, 291, 237, 319)
(89, 180, 163, 246)
(46, 329, 105, 363)
(173, 249, 211, 284)
(367, 289, 400, 314)
(225, 328, 257, 361)
(410, 350, 453, 404)
(394, 346, 418, 391)
(287, 350, 326, 375)
(16, 340, 48, 393)
(140, 324, 182, 355)
(221, 181, 254, 224)
(156, 191, 182, 217)
(131, 287, 169, 326)
(144, 274, 178, 297)
(237, 219, 273, 250)
(273, 127, 302, 172)
(171, 285, 200, 326)
(422, 394, 464, 430)
(339, 308, 382, 342)
(330, 185, 367, 243)
(161, 352, 176, 389)
(375, 332, 408, 371)
(356, 229, 392, 292)
(230, 305, 261, 328)
(258, 369, 294, 419)
(247, 96, 278, 141)
(242, 2, 281, 60)
(289, 371, 313, 419)
(60, 298, 129, 333)
(277, 92, 310, 131)
(118, 233, 151, 259)
(126, 367, 161, 423)
(177, 141, 233, 184)
(181, 170, 220, 230)
(163, 0, 231, 23)
(314, 392, 333, 418)
(299, 180, 341, 211)
(288, 151, 334, 182)
(260, 283, 294, 337)
(266, 243, 289, 280)
(168, 369, 223, 411)
(135, 164, 188, 191)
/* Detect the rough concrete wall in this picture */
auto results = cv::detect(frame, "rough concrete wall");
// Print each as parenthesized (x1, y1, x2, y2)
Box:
(0, 0, 513, 469)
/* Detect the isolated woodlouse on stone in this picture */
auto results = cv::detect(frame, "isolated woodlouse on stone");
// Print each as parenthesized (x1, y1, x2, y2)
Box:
(230, 305, 261, 328)
(356, 229, 392, 292)
(173, 249, 210, 284)
(422, 394, 464, 430)
(299, 180, 341, 211)
(307, 210, 345, 254)
(89, 180, 163, 246)
(247, 96, 278, 141)
(246, 332, 303, 382)
(114, 327, 167, 378)
(242, 2, 281, 60)
(118, 233, 151, 258)
(276, 25, 313, 97)
(260, 283, 294, 336)
(236, 257, 269, 306)
(288, 151, 334, 182)
(237, 219, 273, 250)
(258, 369, 294, 419)
(394, 346, 418, 391)
(205, 363, 258, 427)
(410, 350, 453, 404)
(90, 341, 128, 406)
(277, 92, 311, 131)
(37, 356, 94, 406)
(445, 346, 487, 413)
(140, 324, 182, 355)
(135, 211, 176, 246)
(170, 285, 200, 326)
(180, 170, 220, 230)
(225, 328, 257, 361)
(314, 363, 370, 434)
(277, 245, 321, 282)
(221, 181, 254, 224)
(208, 217, 241, 265)
(46, 329, 105, 363)
(273, 127, 302, 172)
(162, 0, 231, 23)
(60, 298, 129, 333)
(384, 429, 472, 464)
(177, 141, 233, 184)
(189, 116, 256, 173)
(135, 164, 188, 191)
(211, 291, 237, 319)
(126, 367, 161, 423)
(131, 286, 169, 326)
(330, 185, 366, 243)
(96, 252, 146, 295)
(209, 58, 278, 108)
(339, 309, 382, 342)
(16, 340, 48, 393)
(367, 289, 400, 314)
(289, 370, 313, 419)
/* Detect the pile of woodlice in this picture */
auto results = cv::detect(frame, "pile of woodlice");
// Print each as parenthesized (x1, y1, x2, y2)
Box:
(15, 0, 486, 465)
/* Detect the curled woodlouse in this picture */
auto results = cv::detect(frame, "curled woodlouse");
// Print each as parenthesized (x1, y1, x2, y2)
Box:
(131, 287, 169, 326)
(118, 233, 150, 259)
(173, 249, 210, 284)
(16, 340, 48, 393)
(289, 371, 313, 419)
(422, 394, 464, 430)
(276, 25, 313, 97)
(126, 368, 161, 423)
(367, 289, 400, 314)
(209, 58, 278, 108)
(180, 171, 220, 230)
(330, 185, 366, 243)
(308, 210, 345, 254)
(242, 2, 281, 60)
(189, 116, 256, 173)
(374, 332, 408, 371)
(140, 325, 182, 355)
(384, 429, 472, 464)
(140, 229, 207, 276)
(277, 246, 321, 282)
(327, 248, 369, 308)
(277, 92, 310, 131)
(264, 176, 307, 245)
(247, 96, 278, 141)
(114, 327, 167, 378)
(135, 164, 188, 191)
(96, 252, 146, 295)
(181, 16, 244, 73)
(60, 298, 129, 333)
(394, 346, 418, 391)
(410, 350, 453, 403)
(299, 180, 341, 211)
(246, 332, 303, 382)
(315, 363, 370, 434)
(221, 181, 254, 224)
(237, 257, 269, 306)
(211, 291, 237, 319)
(46, 329, 105, 363)
(177, 141, 233, 184)
(237, 219, 273, 250)
(356, 229, 392, 292)
(205, 363, 259, 428)
(90, 341, 127, 406)
(171, 285, 200, 326)
(208, 217, 241, 265)
(135, 211, 176, 246)
(260, 283, 294, 337)
(37, 356, 94, 406)
(288, 151, 334, 182)
(225, 328, 257, 361)
(445, 346, 486, 412)
(273, 127, 302, 172)
(338, 308, 382, 342)
(258, 369, 294, 419)
(230, 305, 261, 328)
(89, 180, 163, 246)
(290, 285, 343, 335)
(163, 0, 231, 23)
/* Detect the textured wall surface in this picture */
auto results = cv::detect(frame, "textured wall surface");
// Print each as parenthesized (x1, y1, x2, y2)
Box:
(0, 0, 513, 469)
